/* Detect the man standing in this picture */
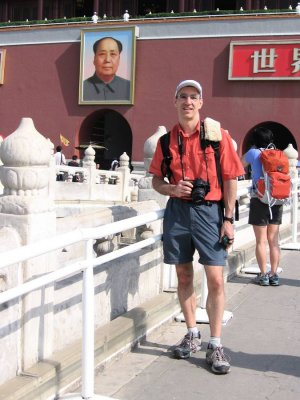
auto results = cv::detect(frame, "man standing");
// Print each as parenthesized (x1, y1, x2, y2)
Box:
(149, 80, 244, 374)
(83, 37, 130, 101)
(54, 145, 66, 165)
(68, 155, 80, 167)
(110, 157, 119, 170)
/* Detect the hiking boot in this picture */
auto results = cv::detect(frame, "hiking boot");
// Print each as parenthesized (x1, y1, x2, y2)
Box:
(173, 331, 202, 359)
(254, 273, 269, 286)
(268, 273, 279, 286)
(206, 344, 231, 374)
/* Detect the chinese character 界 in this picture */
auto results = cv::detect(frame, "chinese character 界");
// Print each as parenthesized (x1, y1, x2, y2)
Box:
(251, 48, 278, 73)
(291, 48, 300, 73)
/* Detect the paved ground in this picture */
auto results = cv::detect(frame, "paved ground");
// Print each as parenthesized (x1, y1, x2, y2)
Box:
(83, 248, 300, 400)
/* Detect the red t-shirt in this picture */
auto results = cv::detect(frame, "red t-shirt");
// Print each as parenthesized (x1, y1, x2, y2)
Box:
(149, 121, 244, 201)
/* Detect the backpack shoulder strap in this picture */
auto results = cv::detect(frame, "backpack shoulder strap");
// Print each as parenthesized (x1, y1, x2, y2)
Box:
(160, 131, 170, 159)
(159, 131, 173, 180)
(159, 127, 224, 200)
(202, 124, 240, 220)
(200, 121, 223, 190)
(209, 139, 222, 190)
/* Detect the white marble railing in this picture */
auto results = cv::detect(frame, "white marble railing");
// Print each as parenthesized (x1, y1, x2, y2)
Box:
(54, 162, 141, 203)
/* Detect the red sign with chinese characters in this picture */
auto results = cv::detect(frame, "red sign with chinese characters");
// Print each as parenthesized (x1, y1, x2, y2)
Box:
(229, 40, 300, 80)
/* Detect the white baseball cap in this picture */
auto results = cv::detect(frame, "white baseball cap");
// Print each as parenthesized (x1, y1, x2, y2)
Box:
(175, 80, 203, 98)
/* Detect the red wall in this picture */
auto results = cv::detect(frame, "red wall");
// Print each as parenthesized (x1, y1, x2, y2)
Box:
(0, 32, 299, 160)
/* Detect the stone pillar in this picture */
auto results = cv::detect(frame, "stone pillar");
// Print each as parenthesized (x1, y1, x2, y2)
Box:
(178, 0, 185, 12)
(53, 0, 59, 19)
(284, 143, 298, 227)
(58, 0, 64, 17)
(0, 118, 56, 371)
(245, 0, 252, 10)
(37, 0, 44, 20)
(284, 143, 298, 180)
(93, 0, 99, 14)
(118, 152, 131, 202)
(107, 1, 113, 16)
(138, 126, 169, 208)
(83, 145, 96, 199)
(2, 0, 8, 21)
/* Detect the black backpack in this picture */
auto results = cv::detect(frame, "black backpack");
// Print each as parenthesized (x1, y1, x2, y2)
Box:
(159, 122, 239, 220)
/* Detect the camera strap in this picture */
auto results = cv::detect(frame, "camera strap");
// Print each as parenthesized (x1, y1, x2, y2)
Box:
(160, 123, 221, 185)
(177, 134, 186, 180)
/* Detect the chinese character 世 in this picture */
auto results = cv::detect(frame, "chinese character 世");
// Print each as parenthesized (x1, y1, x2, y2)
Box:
(251, 48, 278, 73)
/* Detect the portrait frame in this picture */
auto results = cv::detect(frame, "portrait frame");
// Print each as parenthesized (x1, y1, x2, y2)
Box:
(79, 26, 137, 105)
(0, 49, 6, 85)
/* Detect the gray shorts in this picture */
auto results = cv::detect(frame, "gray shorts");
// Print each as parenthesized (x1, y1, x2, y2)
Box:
(163, 198, 227, 266)
(248, 197, 283, 226)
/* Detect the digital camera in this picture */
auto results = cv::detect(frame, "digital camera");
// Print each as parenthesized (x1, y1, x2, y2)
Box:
(191, 178, 210, 204)
(220, 235, 230, 249)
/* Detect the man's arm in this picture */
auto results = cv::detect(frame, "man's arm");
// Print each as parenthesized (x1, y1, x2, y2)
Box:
(152, 175, 193, 198)
(223, 179, 237, 218)
(221, 179, 237, 246)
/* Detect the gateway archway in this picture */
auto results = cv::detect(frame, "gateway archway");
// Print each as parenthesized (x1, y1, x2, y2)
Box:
(242, 121, 297, 179)
(242, 121, 297, 155)
(78, 110, 132, 170)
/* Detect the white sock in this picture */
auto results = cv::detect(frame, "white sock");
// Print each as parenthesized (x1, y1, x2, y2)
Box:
(188, 326, 199, 336)
(209, 337, 221, 348)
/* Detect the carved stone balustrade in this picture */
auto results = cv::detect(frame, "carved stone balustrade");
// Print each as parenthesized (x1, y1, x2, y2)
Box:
(0, 118, 54, 214)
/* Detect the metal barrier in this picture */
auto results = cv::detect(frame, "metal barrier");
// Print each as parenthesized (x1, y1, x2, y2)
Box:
(0, 209, 164, 400)
(281, 176, 300, 250)
(1, 178, 299, 398)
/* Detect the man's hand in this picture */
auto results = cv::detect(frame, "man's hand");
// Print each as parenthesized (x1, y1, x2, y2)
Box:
(152, 176, 193, 198)
(220, 220, 234, 249)
(172, 179, 193, 198)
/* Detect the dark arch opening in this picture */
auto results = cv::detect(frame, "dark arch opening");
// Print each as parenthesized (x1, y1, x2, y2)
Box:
(242, 121, 297, 155)
(242, 121, 297, 179)
(78, 109, 132, 170)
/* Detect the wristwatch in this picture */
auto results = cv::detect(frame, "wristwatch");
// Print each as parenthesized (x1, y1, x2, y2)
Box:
(223, 216, 234, 224)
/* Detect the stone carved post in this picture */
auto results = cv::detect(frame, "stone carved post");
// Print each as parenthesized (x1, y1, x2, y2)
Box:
(0, 118, 56, 371)
(118, 152, 130, 202)
(284, 143, 298, 180)
(118, 152, 136, 239)
(284, 144, 299, 226)
(138, 126, 168, 208)
(82, 145, 96, 199)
